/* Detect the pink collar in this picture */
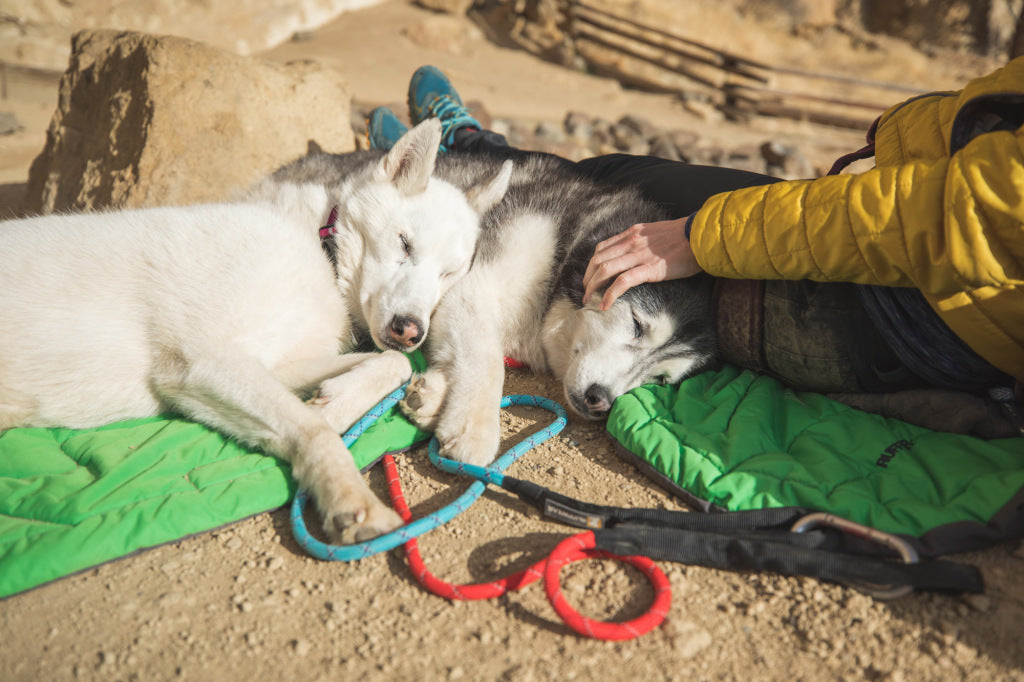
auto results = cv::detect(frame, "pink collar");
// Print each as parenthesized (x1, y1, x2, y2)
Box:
(319, 205, 340, 239)
(319, 205, 340, 271)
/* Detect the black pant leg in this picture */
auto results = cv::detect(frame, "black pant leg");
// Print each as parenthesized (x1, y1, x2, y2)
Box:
(573, 153, 782, 217)
(453, 131, 782, 214)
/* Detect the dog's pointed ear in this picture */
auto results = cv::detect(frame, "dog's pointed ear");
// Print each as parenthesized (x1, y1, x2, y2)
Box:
(465, 159, 513, 215)
(374, 118, 442, 196)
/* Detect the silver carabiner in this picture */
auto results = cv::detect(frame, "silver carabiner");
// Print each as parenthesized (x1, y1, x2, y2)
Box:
(790, 512, 919, 600)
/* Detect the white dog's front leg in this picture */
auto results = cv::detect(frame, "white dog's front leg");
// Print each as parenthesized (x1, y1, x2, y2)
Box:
(435, 351, 504, 466)
(310, 350, 413, 434)
(153, 345, 402, 543)
(424, 289, 506, 466)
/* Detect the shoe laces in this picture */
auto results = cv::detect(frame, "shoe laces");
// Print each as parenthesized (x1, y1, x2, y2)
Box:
(430, 95, 479, 151)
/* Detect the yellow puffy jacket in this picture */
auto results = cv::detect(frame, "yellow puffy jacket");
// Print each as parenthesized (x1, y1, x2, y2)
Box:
(689, 57, 1024, 384)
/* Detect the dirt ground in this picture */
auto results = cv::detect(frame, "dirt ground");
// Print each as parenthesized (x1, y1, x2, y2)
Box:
(2, 2, 1023, 681)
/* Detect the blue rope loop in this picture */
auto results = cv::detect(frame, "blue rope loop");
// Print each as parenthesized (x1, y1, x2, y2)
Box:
(291, 389, 568, 561)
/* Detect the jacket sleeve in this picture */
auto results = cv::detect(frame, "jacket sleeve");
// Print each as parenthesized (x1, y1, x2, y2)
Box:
(688, 128, 1024, 298)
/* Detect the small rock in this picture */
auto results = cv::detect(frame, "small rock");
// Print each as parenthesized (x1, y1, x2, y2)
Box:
(266, 556, 283, 570)
(292, 639, 312, 656)
(964, 594, 991, 613)
(534, 120, 567, 145)
(668, 129, 701, 157)
(760, 140, 814, 179)
(159, 560, 181, 577)
(0, 111, 23, 136)
(648, 134, 682, 161)
(563, 110, 593, 142)
(616, 114, 657, 140)
(403, 16, 481, 54)
(610, 121, 644, 151)
(589, 117, 614, 147)
(665, 619, 712, 659)
(760, 140, 791, 167)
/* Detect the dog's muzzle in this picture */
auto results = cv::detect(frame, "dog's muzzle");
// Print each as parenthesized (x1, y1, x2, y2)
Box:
(570, 384, 613, 420)
(387, 315, 424, 349)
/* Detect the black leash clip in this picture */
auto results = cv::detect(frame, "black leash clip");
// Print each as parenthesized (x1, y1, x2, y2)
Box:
(790, 512, 918, 600)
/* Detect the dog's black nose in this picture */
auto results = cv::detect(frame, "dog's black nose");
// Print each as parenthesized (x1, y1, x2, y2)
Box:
(583, 384, 612, 415)
(388, 315, 423, 347)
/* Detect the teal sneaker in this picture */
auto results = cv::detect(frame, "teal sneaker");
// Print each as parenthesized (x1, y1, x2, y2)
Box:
(407, 65, 481, 152)
(366, 106, 409, 151)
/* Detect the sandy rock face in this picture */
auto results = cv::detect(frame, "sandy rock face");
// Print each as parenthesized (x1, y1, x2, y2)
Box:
(0, 0, 389, 72)
(22, 30, 355, 214)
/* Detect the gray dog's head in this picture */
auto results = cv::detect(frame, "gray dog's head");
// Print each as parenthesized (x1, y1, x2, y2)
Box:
(543, 277, 717, 419)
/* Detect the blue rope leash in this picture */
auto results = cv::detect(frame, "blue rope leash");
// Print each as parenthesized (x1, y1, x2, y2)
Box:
(291, 390, 568, 561)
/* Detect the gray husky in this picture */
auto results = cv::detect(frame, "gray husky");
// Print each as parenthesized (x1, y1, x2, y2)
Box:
(280, 148, 717, 466)
(410, 152, 718, 464)
(412, 152, 717, 464)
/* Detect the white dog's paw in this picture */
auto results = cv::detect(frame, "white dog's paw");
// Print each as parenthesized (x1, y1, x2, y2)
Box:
(399, 371, 448, 430)
(436, 407, 501, 467)
(322, 493, 404, 545)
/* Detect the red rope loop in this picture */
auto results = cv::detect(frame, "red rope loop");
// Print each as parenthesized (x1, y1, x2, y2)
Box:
(543, 531, 672, 641)
(384, 454, 672, 640)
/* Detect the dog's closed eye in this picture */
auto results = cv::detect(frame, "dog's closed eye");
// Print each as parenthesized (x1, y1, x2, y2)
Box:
(631, 311, 647, 340)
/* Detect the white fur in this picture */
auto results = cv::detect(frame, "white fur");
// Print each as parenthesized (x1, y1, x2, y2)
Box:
(0, 119, 511, 544)
(401, 211, 557, 461)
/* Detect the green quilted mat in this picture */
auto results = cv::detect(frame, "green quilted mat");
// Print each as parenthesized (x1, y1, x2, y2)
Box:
(0, 355, 428, 599)
(607, 365, 1024, 556)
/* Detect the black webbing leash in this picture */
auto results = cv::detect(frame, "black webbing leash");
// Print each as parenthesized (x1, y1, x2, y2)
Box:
(501, 476, 984, 597)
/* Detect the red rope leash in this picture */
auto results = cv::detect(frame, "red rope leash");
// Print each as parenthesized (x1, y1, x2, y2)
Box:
(383, 454, 672, 640)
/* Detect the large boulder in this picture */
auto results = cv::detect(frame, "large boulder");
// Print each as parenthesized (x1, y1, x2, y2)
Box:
(22, 30, 355, 214)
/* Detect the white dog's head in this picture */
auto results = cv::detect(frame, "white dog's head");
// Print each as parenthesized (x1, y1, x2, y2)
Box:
(335, 119, 512, 352)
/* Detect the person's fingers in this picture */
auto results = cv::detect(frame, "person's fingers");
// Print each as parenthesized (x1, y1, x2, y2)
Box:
(600, 263, 660, 310)
(583, 217, 698, 306)
(583, 251, 645, 303)
(583, 224, 646, 288)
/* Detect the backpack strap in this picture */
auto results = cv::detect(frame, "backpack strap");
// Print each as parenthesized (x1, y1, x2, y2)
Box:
(827, 115, 880, 175)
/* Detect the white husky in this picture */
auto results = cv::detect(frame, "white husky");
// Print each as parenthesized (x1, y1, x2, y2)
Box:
(0, 119, 512, 543)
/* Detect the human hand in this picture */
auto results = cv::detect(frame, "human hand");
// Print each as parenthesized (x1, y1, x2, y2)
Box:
(582, 216, 702, 310)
